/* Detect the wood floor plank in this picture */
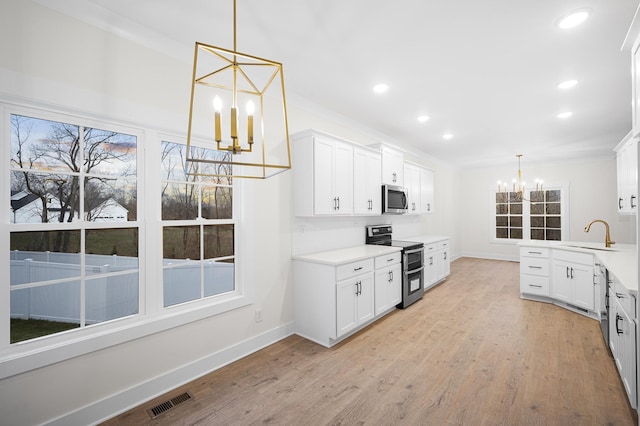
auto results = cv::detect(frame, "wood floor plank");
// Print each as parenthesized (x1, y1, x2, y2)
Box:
(102, 258, 637, 425)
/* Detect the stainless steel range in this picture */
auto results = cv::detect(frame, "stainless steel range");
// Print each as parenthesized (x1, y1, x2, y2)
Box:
(365, 225, 424, 308)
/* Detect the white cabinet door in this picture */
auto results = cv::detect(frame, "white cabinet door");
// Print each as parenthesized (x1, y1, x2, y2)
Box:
(404, 164, 421, 214)
(356, 274, 375, 324)
(312, 136, 353, 215)
(420, 168, 434, 213)
(375, 263, 401, 315)
(381, 146, 404, 186)
(354, 147, 382, 215)
(333, 140, 353, 215)
(571, 263, 595, 311)
(336, 278, 358, 337)
(616, 135, 638, 214)
(424, 249, 438, 290)
(551, 261, 572, 303)
(313, 136, 336, 215)
(436, 241, 450, 281)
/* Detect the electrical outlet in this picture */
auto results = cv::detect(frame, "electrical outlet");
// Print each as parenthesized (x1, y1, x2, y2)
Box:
(255, 308, 263, 323)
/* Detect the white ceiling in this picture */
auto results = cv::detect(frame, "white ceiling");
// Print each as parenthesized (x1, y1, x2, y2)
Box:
(38, 0, 639, 168)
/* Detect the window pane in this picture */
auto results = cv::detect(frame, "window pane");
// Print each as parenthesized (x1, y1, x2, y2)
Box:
(163, 226, 201, 260)
(530, 217, 544, 227)
(530, 191, 544, 202)
(86, 273, 139, 324)
(204, 225, 234, 259)
(496, 192, 507, 203)
(83, 127, 137, 177)
(496, 228, 508, 239)
(530, 203, 544, 215)
(85, 177, 136, 221)
(161, 182, 198, 220)
(10, 231, 81, 284)
(11, 280, 81, 343)
(496, 216, 508, 226)
(531, 229, 545, 240)
(510, 229, 523, 239)
(546, 203, 561, 215)
(510, 204, 522, 214)
(85, 228, 139, 274)
(546, 217, 561, 229)
(11, 171, 81, 223)
(11, 114, 80, 173)
(163, 262, 201, 307)
(496, 204, 508, 214)
(546, 190, 561, 202)
(201, 186, 232, 219)
(509, 217, 522, 227)
(546, 229, 561, 240)
(204, 259, 234, 297)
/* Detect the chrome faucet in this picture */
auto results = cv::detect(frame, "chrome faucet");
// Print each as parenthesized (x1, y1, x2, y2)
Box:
(584, 219, 615, 248)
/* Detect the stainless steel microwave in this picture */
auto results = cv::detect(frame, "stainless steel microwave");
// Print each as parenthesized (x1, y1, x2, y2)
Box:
(382, 184, 408, 214)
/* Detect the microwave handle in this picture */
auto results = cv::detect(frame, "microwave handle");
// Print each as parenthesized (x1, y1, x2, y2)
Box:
(402, 191, 408, 209)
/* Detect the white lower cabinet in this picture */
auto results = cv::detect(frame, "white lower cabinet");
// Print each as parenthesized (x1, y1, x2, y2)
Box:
(374, 252, 402, 315)
(609, 275, 637, 408)
(336, 272, 374, 337)
(435, 240, 450, 282)
(293, 247, 402, 348)
(551, 250, 594, 311)
(423, 243, 438, 290)
(519, 247, 550, 297)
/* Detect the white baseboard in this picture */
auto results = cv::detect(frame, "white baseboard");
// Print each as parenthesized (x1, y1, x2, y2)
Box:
(47, 322, 295, 426)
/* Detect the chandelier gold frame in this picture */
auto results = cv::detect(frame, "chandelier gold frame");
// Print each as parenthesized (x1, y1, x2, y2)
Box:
(185, 0, 291, 179)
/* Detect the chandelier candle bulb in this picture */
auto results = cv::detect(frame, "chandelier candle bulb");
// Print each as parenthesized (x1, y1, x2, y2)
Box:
(213, 96, 222, 142)
(247, 100, 254, 144)
(230, 106, 238, 140)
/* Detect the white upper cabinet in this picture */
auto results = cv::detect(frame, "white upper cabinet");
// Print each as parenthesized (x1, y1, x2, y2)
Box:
(404, 162, 435, 215)
(615, 131, 638, 214)
(292, 130, 353, 216)
(378, 145, 404, 186)
(353, 147, 382, 215)
(420, 168, 434, 214)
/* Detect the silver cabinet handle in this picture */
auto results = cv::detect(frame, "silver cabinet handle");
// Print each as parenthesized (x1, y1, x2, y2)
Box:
(528, 265, 542, 269)
(529, 284, 542, 288)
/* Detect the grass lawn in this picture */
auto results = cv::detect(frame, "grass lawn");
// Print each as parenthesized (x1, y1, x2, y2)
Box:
(11, 318, 80, 343)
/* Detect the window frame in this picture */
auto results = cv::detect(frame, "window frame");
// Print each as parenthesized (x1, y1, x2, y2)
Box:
(490, 182, 570, 244)
(0, 102, 249, 380)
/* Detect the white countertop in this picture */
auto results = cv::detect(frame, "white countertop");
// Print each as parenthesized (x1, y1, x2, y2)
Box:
(519, 241, 638, 295)
(292, 245, 401, 266)
(407, 235, 449, 245)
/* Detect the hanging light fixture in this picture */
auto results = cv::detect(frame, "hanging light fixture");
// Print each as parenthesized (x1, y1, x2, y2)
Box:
(185, 0, 291, 179)
(497, 154, 543, 201)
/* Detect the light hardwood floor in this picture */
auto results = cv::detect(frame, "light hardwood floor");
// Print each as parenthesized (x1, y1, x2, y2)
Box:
(103, 258, 637, 425)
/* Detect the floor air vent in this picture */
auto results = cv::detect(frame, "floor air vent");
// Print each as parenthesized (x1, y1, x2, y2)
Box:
(147, 392, 193, 418)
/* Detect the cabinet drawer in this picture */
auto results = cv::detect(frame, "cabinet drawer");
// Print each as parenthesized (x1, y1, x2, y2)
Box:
(374, 252, 401, 269)
(520, 257, 549, 276)
(520, 274, 550, 296)
(437, 240, 449, 250)
(423, 243, 437, 254)
(612, 279, 636, 318)
(520, 247, 549, 258)
(336, 258, 374, 281)
(553, 249, 593, 266)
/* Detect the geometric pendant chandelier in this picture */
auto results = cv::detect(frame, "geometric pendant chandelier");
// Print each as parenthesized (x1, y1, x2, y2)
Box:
(185, 0, 291, 179)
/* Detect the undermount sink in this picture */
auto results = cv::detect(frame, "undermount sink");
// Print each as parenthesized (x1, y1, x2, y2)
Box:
(559, 242, 619, 252)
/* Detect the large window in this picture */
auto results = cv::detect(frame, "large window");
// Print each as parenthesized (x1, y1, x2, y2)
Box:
(9, 113, 139, 343)
(494, 186, 567, 242)
(160, 141, 235, 307)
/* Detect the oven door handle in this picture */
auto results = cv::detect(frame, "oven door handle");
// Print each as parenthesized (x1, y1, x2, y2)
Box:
(403, 248, 424, 256)
(404, 266, 424, 276)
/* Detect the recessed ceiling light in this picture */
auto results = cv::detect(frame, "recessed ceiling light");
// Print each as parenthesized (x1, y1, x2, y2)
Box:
(557, 111, 573, 119)
(417, 115, 430, 123)
(373, 83, 388, 93)
(557, 8, 591, 29)
(557, 80, 578, 89)
(443, 133, 453, 140)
